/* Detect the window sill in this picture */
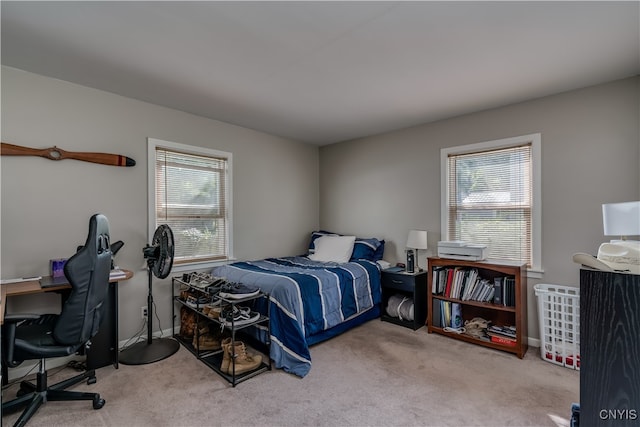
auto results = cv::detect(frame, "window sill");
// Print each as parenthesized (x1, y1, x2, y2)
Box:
(527, 267, 544, 280)
(171, 257, 237, 273)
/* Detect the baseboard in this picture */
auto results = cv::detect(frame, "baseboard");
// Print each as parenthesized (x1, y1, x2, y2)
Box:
(118, 326, 177, 350)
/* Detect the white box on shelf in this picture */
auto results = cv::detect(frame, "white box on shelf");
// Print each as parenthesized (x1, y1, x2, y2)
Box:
(437, 241, 488, 261)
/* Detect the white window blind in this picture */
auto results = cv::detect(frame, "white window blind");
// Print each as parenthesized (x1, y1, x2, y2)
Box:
(155, 146, 229, 264)
(447, 143, 533, 266)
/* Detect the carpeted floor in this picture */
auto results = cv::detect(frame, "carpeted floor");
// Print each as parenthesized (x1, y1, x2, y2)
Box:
(2, 319, 578, 426)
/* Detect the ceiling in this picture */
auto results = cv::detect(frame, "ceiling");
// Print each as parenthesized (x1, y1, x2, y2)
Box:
(2, 1, 639, 145)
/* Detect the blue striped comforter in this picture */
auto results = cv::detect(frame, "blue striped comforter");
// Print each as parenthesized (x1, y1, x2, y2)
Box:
(211, 257, 381, 377)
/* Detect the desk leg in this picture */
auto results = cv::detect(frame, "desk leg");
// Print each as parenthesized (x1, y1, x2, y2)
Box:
(86, 281, 119, 370)
(113, 281, 119, 368)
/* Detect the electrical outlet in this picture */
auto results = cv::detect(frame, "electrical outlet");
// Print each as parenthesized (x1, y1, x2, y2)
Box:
(141, 307, 148, 319)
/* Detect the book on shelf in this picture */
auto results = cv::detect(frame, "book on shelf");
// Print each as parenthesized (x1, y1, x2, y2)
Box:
(442, 301, 451, 327)
(451, 302, 463, 328)
(432, 266, 444, 294)
(493, 277, 503, 305)
(461, 268, 479, 300)
(489, 334, 517, 346)
(432, 298, 442, 328)
(487, 325, 517, 339)
(444, 268, 454, 297)
(502, 277, 516, 307)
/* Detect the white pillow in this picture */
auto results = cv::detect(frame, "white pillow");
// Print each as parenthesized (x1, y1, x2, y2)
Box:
(308, 235, 356, 263)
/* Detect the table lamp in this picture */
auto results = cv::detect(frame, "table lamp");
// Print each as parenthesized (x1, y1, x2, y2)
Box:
(598, 201, 640, 274)
(602, 201, 640, 241)
(406, 229, 428, 273)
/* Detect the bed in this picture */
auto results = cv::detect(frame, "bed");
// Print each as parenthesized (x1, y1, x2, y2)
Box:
(210, 231, 384, 377)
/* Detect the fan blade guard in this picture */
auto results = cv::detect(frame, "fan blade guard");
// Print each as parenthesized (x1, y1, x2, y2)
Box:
(151, 224, 174, 279)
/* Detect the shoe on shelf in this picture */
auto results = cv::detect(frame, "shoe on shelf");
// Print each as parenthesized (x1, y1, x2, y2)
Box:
(228, 341, 263, 375)
(180, 289, 196, 301)
(189, 272, 218, 289)
(219, 282, 260, 299)
(202, 300, 220, 316)
(193, 334, 221, 351)
(192, 326, 222, 351)
(220, 305, 260, 327)
(206, 305, 222, 320)
(185, 295, 210, 309)
(220, 337, 233, 373)
(205, 278, 228, 295)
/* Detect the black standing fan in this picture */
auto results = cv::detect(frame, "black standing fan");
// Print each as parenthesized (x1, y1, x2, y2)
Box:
(119, 224, 180, 365)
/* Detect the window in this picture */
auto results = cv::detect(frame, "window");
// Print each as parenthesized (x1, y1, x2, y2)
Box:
(148, 138, 232, 268)
(441, 134, 541, 275)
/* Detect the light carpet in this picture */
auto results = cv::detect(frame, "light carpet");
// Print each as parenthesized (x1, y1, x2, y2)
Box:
(2, 319, 578, 426)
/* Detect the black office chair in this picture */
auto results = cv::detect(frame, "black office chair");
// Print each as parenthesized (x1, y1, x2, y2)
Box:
(2, 214, 112, 427)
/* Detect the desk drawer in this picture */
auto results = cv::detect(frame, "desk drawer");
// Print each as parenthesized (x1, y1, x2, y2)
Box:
(382, 274, 414, 292)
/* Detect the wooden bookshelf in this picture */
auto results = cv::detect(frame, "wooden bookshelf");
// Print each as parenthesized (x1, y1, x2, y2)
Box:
(427, 257, 528, 358)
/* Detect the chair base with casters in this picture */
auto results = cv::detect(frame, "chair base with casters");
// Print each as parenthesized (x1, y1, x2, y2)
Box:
(2, 355, 105, 427)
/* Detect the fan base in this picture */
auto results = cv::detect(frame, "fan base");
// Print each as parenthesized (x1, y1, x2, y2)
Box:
(119, 337, 180, 365)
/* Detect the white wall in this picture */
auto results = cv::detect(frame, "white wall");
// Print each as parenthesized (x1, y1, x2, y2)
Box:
(1, 66, 319, 341)
(3, 66, 638, 345)
(319, 76, 640, 340)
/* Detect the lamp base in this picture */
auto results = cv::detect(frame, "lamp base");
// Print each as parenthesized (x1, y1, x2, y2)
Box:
(119, 337, 180, 365)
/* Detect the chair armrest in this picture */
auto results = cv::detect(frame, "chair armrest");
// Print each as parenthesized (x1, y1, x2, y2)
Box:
(2, 313, 44, 367)
(3, 313, 41, 324)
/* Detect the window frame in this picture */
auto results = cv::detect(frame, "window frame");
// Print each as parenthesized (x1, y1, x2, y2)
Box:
(148, 138, 233, 272)
(440, 133, 542, 278)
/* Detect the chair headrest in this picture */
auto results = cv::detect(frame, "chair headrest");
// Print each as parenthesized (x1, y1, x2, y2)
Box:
(87, 214, 111, 256)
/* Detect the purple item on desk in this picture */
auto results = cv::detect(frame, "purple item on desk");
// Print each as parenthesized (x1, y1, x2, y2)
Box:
(50, 259, 67, 278)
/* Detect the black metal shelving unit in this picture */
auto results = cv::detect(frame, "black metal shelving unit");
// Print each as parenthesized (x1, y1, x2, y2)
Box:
(171, 276, 271, 386)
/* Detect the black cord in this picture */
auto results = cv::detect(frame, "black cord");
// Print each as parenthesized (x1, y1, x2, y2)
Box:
(119, 317, 148, 350)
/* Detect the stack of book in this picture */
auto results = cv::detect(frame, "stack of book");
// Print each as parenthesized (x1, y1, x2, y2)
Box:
(493, 277, 516, 307)
(486, 325, 517, 346)
(431, 300, 463, 329)
(431, 267, 509, 304)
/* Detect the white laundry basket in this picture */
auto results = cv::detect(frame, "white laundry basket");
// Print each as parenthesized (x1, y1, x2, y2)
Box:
(534, 284, 580, 370)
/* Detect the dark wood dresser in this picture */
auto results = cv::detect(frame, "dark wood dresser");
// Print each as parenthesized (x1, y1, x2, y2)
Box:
(580, 268, 640, 425)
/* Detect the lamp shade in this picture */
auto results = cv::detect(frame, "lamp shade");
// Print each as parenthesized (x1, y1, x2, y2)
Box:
(602, 201, 640, 237)
(406, 230, 428, 250)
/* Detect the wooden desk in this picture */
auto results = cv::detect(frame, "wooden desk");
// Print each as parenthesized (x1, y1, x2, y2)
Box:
(1, 270, 133, 371)
(1, 280, 74, 323)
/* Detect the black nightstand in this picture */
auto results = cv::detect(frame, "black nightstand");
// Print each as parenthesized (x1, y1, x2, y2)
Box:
(380, 269, 427, 330)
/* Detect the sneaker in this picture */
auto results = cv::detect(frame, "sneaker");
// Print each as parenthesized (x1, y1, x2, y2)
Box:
(220, 305, 260, 327)
(205, 278, 228, 296)
(218, 282, 260, 299)
(189, 272, 218, 289)
(185, 294, 210, 309)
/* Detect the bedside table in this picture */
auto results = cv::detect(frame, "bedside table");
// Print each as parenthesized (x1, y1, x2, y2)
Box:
(380, 269, 427, 330)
